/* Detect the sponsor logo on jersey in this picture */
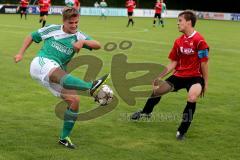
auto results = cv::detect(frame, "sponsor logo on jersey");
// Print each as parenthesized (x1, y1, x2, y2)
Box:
(180, 46, 194, 55)
(51, 41, 73, 55)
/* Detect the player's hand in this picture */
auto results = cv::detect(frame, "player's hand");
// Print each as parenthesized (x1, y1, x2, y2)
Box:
(14, 54, 23, 63)
(152, 78, 160, 90)
(73, 40, 84, 53)
(201, 83, 208, 97)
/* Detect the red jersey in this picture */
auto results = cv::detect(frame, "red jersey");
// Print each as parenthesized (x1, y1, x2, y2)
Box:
(155, 2, 162, 14)
(74, 0, 80, 10)
(168, 31, 209, 77)
(20, 0, 29, 8)
(126, 0, 136, 12)
(39, 0, 51, 12)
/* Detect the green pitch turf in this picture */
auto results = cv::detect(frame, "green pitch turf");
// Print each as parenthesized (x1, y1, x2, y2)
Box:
(0, 14, 240, 160)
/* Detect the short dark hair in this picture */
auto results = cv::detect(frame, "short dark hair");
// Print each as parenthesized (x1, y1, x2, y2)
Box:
(178, 10, 197, 27)
(62, 7, 79, 21)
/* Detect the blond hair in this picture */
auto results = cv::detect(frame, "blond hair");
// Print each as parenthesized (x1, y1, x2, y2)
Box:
(62, 7, 79, 21)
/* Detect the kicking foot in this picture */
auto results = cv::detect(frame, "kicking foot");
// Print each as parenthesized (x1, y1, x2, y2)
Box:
(90, 73, 110, 96)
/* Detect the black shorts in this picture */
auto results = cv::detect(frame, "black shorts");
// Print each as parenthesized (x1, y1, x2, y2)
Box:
(19, 7, 27, 13)
(154, 13, 161, 19)
(166, 75, 205, 92)
(128, 12, 133, 16)
(40, 11, 48, 17)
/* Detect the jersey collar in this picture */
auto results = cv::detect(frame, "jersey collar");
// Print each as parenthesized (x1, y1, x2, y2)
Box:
(184, 30, 197, 39)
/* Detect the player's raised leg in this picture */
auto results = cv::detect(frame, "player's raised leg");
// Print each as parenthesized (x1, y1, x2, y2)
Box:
(131, 80, 173, 120)
(49, 68, 110, 96)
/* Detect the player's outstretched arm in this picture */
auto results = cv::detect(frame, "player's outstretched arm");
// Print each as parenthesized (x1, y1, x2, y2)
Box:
(14, 35, 33, 63)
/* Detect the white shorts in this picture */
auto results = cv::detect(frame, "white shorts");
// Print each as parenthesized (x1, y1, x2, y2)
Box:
(30, 57, 63, 97)
(101, 9, 106, 14)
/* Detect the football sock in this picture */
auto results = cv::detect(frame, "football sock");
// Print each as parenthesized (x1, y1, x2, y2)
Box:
(60, 109, 78, 139)
(127, 19, 131, 26)
(142, 93, 161, 114)
(159, 19, 164, 26)
(25, 14, 27, 20)
(178, 101, 196, 135)
(20, 13, 23, 19)
(60, 74, 93, 91)
(153, 20, 156, 25)
(42, 20, 46, 27)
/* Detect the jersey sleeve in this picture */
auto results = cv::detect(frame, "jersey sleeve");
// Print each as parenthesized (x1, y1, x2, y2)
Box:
(76, 31, 94, 50)
(197, 39, 209, 62)
(168, 40, 179, 61)
(31, 31, 42, 43)
(76, 31, 93, 40)
(31, 25, 61, 43)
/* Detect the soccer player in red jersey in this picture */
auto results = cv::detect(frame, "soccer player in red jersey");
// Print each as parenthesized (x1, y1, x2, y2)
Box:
(126, 0, 136, 27)
(74, 0, 80, 11)
(131, 10, 209, 140)
(18, 0, 29, 20)
(153, 0, 164, 27)
(38, 0, 51, 27)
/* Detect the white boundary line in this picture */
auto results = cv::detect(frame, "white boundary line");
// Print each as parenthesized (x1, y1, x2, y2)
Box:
(0, 24, 239, 53)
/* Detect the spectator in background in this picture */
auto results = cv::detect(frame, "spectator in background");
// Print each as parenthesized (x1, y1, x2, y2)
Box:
(38, 0, 51, 27)
(65, 0, 80, 11)
(100, 0, 108, 19)
(18, 0, 29, 20)
(94, 1, 100, 8)
(126, 0, 136, 27)
(160, 0, 167, 27)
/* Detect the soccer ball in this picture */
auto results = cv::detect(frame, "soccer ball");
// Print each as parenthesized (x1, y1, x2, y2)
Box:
(95, 85, 114, 106)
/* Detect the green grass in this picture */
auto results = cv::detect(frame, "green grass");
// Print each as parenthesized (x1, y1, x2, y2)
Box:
(0, 14, 240, 160)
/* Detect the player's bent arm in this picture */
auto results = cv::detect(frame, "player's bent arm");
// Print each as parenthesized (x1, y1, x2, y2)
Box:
(83, 40, 101, 50)
(73, 40, 101, 52)
(14, 35, 33, 63)
(158, 60, 177, 79)
(201, 61, 208, 91)
(152, 60, 177, 87)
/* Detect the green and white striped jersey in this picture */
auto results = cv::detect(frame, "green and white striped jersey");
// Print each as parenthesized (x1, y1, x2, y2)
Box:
(100, 2, 107, 8)
(161, 3, 166, 13)
(31, 24, 92, 70)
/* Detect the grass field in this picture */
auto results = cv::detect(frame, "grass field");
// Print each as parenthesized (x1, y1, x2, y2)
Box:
(0, 14, 240, 160)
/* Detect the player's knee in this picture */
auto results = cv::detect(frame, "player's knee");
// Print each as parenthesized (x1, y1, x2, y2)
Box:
(69, 96, 80, 111)
(71, 96, 80, 105)
(187, 94, 198, 102)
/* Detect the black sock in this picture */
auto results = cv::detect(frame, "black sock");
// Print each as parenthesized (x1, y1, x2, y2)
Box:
(39, 19, 42, 23)
(20, 13, 23, 19)
(131, 19, 134, 25)
(127, 19, 131, 26)
(142, 93, 161, 114)
(42, 20, 46, 27)
(25, 14, 27, 19)
(178, 101, 196, 135)
(153, 20, 156, 25)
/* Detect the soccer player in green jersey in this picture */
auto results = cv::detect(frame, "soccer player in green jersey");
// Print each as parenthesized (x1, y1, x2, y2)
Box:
(14, 7, 109, 149)
(100, 0, 108, 19)
(160, 0, 167, 27)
